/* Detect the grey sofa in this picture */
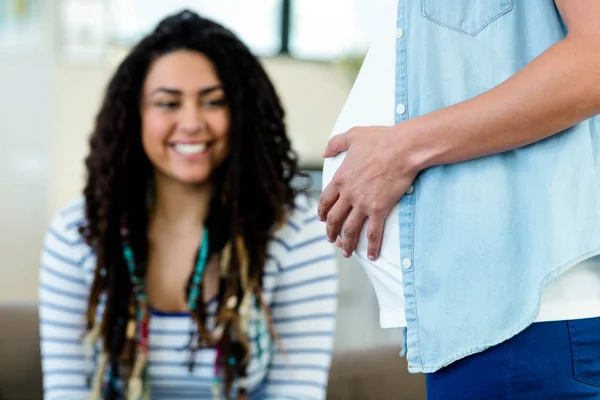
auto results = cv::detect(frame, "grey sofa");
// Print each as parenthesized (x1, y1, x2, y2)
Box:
(0, 304, 426, 399)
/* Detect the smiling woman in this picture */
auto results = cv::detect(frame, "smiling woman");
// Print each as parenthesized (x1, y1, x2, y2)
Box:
(141, 51, 230, 185)
(38, 9, 337, 400)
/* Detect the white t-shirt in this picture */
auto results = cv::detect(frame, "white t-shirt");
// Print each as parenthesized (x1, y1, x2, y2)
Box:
(322, 0, 600, 328)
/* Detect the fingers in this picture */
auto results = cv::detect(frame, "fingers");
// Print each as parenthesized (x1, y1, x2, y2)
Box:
(325, 198, 352, 244)
(365, 215, 385, 261)
(320, 184, 391, 261)
(340, 209, 367, 258)
(318, 181, 340, 222)
(338, 201, 387, 261)
(322, 133, 350, 158)
(333, 215, 385, 261)
(335, 237, 343, 248)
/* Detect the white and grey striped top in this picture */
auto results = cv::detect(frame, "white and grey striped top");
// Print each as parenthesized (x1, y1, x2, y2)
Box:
(39, 194, 338, 399)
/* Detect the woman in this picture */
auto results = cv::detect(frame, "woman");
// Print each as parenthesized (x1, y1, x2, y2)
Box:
(39, 10, 337, 400)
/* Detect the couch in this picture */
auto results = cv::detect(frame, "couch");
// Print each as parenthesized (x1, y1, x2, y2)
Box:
(0, 304, 426, 399)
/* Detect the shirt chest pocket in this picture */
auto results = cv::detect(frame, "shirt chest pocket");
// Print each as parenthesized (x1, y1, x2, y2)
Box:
(422, 0, 513, 36)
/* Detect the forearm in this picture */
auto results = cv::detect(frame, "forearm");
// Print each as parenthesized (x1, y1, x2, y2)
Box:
(399, 36, 600, 171)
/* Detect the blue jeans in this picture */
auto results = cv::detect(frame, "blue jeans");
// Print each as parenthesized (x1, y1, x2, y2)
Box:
(425, 317, 600, 399)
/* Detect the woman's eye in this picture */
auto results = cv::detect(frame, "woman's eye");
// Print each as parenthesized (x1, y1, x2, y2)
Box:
(204, 99, 227, 107)
(156, 101, 179, 109)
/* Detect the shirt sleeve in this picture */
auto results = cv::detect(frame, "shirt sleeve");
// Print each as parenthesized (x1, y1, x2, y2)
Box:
(39, 208, 91, 400)
(264, 201, 338, 400)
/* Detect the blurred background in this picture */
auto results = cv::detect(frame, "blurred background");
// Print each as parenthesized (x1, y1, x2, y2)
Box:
(0, 0, 404, 358)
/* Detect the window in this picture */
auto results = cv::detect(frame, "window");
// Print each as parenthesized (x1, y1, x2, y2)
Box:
(56, 0, 110, 63)
(288, 0, 369, 60)
(109, 0, 283, 56)
(57, 0, 371, 62)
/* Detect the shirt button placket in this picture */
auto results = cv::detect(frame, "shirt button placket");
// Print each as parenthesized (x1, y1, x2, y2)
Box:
(395, 0, 422, 370)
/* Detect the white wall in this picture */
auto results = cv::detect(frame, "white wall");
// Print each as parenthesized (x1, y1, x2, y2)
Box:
(50, 61, 112, 218)
(0, 0, 54, 303)
(265, 57, 352, 168)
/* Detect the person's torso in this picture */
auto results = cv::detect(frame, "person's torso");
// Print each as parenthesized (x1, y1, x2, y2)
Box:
(323, 0, 600, 372)
(77, 227, 280, 397)
(40, 194, 335, 398)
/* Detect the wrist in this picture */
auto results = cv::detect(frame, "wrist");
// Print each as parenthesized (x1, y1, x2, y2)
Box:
(388, 118, 438, 174)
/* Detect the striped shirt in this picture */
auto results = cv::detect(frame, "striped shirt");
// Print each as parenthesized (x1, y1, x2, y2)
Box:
(39, 194, 338, 399)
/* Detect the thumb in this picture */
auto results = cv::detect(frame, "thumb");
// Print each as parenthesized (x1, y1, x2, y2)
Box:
(322, 133, 351, 158)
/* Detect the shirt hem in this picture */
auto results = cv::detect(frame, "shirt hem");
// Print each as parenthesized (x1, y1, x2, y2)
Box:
(407, 246, 600, 374)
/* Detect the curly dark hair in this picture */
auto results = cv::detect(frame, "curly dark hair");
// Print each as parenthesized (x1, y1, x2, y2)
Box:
(81, 9, 306, 399)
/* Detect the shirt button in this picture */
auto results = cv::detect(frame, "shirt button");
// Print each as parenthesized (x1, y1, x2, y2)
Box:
(396, 28, 404, 39)
(396, 104, 406, 115)
(402, 258, 412, 269)
(406, 185, 414, 194)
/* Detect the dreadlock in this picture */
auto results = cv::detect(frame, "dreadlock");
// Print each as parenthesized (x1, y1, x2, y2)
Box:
(80, 9, 306, 399)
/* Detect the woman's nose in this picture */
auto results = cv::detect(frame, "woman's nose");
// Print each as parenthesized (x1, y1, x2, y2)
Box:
(179, 104, 205, 135)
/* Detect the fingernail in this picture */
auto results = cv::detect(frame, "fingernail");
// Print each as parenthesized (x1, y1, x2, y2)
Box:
(342, 250, 350, 258)
(368, 255, 375, 262)
(327, 237, 334, 243)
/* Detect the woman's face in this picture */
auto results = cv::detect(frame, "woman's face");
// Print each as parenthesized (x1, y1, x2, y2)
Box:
(140, 50, 230, 186)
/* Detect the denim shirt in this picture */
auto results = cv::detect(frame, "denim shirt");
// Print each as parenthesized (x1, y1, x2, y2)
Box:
(398, 0, 600, 373)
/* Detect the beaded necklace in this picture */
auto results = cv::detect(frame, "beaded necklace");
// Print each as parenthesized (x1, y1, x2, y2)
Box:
(121, 223, 218, 399)
(120, 223, 257, 399)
